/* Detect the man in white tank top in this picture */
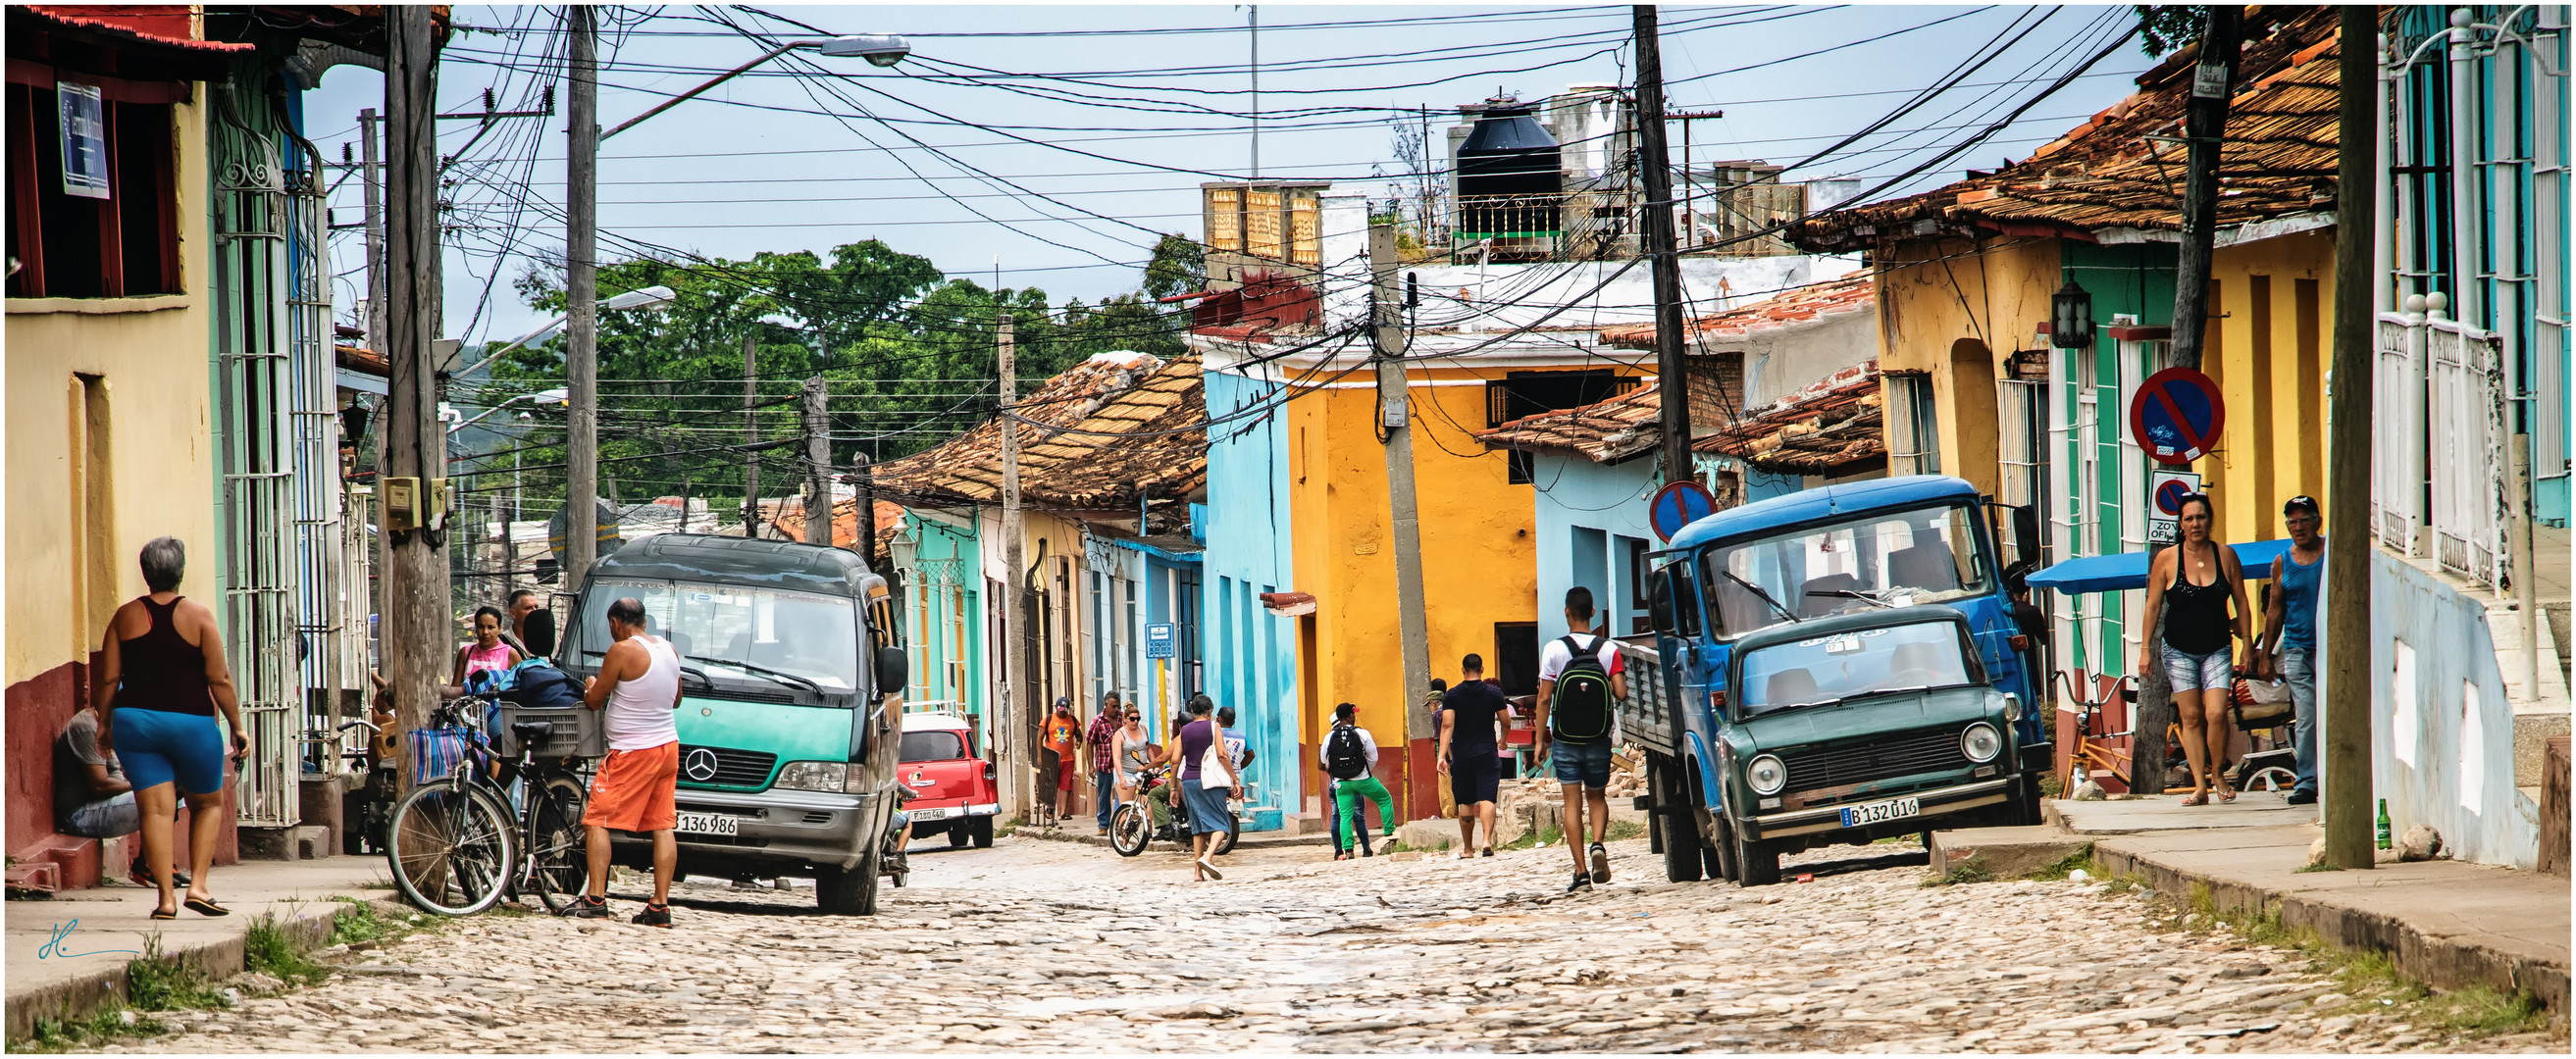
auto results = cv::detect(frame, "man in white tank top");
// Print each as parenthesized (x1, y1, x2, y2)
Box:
(563, 597, 683, 926)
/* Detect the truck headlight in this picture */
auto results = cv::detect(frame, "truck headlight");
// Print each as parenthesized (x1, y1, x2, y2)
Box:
(1746, 754, 1787, 796)
(774, 760, 849, 792)
(1962, 723, 2002, 764)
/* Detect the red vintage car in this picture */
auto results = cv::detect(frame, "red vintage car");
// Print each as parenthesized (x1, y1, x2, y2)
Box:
(899, 713, 998, 847)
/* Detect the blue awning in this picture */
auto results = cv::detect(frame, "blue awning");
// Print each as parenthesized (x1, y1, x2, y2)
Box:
(2027, 539, 2296, 595)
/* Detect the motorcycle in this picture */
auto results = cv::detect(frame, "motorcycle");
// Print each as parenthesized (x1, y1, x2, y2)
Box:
(1107, 765, 1241, 857)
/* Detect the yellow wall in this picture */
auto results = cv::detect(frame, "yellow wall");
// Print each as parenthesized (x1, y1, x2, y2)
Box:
(2196, 230, 2336, 546)
(6, 101, 214, 687)
(1872, 236, 2062, 498)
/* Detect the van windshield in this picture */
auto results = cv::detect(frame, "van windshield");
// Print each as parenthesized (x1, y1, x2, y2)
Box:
(578, 580, 859, 693)
(1695, 503, 1991, 640)
(1737, 620, 1978, 717)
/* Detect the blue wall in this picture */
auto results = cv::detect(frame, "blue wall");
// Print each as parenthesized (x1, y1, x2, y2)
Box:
(2367, 552, 2542, 869)
(1528, 453, 1663, 644)
(1200, 369, 1302, 830)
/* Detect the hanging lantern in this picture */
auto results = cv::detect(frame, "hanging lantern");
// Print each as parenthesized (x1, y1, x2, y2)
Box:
(2050, 279, 2095, 349)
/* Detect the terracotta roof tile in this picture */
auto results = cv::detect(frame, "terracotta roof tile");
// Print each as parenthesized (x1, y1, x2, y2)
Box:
(1694, 361, 1885, 474)
(873, 352, 1206, 530)
(1600, 273, 1874, 350)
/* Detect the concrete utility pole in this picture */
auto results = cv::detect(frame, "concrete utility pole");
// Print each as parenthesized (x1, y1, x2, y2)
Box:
(997, 313, 1028, 820)
(852, 452, 876, 564)
(2166, 4, 2242, 371)
(2321, 3, 2377, 871)
(565, 4, 601, 588)
(357, 107, 385, 359)
(382, 6, 447, 782)
(743, 333, 761, 537)
(1371, 222, 1435, 785)
(1631, 5, 1692, 483)
(802, 377, 831, 546)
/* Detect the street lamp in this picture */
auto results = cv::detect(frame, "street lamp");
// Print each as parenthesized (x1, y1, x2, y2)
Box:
(563, 25, 911, 589)
(446, 286, 674, 381)
(2050, 279, 2095, 350)
(443, 387, 568, 434)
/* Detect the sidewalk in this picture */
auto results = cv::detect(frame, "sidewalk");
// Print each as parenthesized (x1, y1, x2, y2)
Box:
(2043, 794, 2569, 1017)
(4, 859, 393, 1039)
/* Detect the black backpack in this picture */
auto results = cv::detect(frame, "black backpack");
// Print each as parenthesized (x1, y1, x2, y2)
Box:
(1550, 633, 1615, 742)
(500, 661, 583, 712)
(1324, 725, 1370, 781)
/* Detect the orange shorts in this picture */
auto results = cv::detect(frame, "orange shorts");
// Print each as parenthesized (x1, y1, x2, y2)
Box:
(584, 742, 678, 832)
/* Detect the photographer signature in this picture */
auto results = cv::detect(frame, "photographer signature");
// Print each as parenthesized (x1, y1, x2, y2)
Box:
(37, 920, 138, 960)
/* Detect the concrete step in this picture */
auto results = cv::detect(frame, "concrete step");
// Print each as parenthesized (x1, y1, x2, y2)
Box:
(1927, 825, 2092, 881)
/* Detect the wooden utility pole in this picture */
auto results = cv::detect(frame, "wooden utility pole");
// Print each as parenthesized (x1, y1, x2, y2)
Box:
(852, 453, 876, 563)
(998, 313, 1028, 820)
(565, 5, 601, 587)
(357, 107, 384, 360)
(1372, 221, 1434, 793)
(2166, 4, 2242, 371)
(2322, 2, 2377, 871)
(801, 377, 830, 546)
(1632, 5, 1692, 483)
(742, 333, 761, 536)
(382, 6, 446, 781)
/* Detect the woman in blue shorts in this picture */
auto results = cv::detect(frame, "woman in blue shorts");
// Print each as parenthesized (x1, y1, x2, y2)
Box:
(95, 538, 248, 918)
(2138, 494, 2252, 806)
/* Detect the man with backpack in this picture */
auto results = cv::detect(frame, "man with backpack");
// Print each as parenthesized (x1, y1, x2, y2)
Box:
(1321, 702, 1393, 860)
(1533, 586, 1625, 892)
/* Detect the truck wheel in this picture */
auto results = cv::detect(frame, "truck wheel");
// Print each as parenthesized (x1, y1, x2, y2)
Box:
(2014, 775, 2045, 826)
(816, 856, 879, 916)
(1706, 811, 1739, 882)
(969, 815, 995, 848)
(1660, 808, 1704, 882)
(1732, 820, 1781, 886)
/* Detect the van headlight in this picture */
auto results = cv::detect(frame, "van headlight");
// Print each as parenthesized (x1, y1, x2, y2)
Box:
(1746, 754, 1787, 796)
(1962, 723, 2002, 764)
(774, 761, 849, 792)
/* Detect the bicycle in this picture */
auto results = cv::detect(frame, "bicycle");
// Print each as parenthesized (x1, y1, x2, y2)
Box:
(335, 717, 395, 856)
(384, 692, 593, 916)
(2058, 671, 2196, 795)
(1107, 765, 1241, 858)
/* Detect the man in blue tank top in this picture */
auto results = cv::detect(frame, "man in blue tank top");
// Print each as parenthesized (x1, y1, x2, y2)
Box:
(2255, 496, 2325, 805)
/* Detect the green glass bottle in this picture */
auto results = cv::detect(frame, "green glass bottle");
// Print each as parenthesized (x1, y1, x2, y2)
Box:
(2375, 798, 2393, 849)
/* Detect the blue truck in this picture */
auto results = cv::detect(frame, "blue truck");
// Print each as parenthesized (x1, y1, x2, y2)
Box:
(1618, 475, 2051, 885)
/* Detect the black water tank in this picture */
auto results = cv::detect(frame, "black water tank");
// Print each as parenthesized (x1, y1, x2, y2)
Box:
(1457, 103, 1562, 237)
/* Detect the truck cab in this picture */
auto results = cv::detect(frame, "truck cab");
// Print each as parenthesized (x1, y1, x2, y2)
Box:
(1618, 475, 2048, 885)
(561, 533, 910, 915)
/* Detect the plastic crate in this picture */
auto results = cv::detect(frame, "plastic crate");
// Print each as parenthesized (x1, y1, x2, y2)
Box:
(492, 702, 605, 760)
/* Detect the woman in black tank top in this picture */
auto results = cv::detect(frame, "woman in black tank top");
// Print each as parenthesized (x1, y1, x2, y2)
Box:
(2137, 494, 2252, 805)
(94, 537, 248, 919)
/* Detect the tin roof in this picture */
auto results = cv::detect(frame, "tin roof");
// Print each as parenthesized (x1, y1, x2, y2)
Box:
(1788, 7, 2342, 249)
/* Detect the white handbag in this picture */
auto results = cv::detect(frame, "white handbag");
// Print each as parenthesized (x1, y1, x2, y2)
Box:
(1199, 736, 1233, 790)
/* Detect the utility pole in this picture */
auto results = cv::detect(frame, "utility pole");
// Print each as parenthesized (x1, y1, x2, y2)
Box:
(1632, 6, 1692, 483)
(565, 4, 601, 588)
(1372, 221, 1434, 808)
(2321, 2, 2377, 871)
(997, 313, 1028, 820)
(802, 377, 831, 546)
(852, 452, 876, 564)
(357, 107, 385, 359)
(742, 333, 761, 536)
(1248, 4, 1260, 179)
(383, 5, 446, 781)
(2166, 4, 2242, 371)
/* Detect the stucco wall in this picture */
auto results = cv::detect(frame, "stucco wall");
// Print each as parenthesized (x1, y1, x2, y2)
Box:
(1529, 454, 1662, 646)
(1201, 369, 1303, 826)
(2369, 551, 2541, 869)
(2198, 230, 2336, 545)
(1874, 237, 2061, 499)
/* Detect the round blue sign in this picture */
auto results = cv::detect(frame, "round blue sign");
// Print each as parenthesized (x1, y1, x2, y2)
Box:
(2155, 478, 2196, 517)
(2129, 367, 2227, 466)
(1649, 480, 1719, 543)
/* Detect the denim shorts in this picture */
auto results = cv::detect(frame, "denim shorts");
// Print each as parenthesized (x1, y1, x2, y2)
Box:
(1550, 738, 1614, 789)
(2161, 644, 2234, 692)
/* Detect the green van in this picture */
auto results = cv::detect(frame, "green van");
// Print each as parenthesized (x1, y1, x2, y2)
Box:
(560, 533, 908, 915)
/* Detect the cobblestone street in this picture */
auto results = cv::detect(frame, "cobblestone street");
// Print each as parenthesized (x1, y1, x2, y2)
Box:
(99, 835, 2564, 1054)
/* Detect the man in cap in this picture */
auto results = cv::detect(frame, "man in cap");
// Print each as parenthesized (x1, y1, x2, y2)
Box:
(2253, 495, 2325, 805)
(1042, 696, 1083, 827)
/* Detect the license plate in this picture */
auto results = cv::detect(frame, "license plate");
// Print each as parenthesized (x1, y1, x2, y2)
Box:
(674, 811, 739, 836)
(1840, 796, 1922, 829)
(909, 806, 957, 821)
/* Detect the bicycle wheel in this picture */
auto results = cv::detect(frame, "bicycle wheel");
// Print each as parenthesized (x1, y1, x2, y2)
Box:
(526, 776, 590, 915)
(1108, 803, 1151, 857)
(386, 779, 517, 915)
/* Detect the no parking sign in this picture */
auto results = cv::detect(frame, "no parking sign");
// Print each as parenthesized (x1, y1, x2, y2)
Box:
(2129, 367, 2226, 466)
(2147, 469, 2202, 544)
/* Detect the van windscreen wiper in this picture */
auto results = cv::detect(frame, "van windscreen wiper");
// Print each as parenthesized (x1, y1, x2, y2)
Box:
(688, 655, 821, 693)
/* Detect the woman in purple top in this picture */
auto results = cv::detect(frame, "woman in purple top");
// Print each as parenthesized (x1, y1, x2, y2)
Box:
(1176, 695, 1241, 882)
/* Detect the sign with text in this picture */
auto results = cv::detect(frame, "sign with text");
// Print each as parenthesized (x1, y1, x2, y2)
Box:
(2146, 469, 2202, 545)
(1146, 623, 1176, 659)
(58, 82, 109, 200)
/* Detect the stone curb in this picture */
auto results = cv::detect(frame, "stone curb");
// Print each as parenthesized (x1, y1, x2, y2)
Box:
(2090, 840, 2570, 1017)
(5, 894, 368, 1040)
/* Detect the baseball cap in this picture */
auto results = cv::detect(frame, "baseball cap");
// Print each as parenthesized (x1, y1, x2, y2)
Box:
(2283, 495, 2320, 518)
(1053, 696, 1071, 711)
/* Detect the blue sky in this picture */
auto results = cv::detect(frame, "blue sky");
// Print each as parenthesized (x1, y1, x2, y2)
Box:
(305, 4, 2162, 351)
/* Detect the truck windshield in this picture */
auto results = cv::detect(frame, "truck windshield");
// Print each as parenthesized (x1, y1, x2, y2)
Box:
(578, 580, 860, 693)
(1696, 504, 1991, 639)
(1737, 620, 1977, 716)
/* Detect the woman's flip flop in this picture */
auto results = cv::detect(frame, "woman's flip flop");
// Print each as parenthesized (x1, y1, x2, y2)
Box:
(150, 905, 179, 921)
(2180, 792, 2209, 807)
(183, 896, 231, 917)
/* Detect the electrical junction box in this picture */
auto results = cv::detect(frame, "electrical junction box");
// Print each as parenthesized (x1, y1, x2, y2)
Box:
(424, 478, 451, 530)
(382, 477, 421, 530)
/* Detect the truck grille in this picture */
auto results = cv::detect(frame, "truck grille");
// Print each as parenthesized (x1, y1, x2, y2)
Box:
(1778, 728, 1963, 790)
(678, 745, 778, 786)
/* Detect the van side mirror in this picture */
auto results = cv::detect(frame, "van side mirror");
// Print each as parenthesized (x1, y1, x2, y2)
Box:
(874, 645, 908, 700)
(1648, 563, 1701, 638)
(1991, 501, 2041, 584)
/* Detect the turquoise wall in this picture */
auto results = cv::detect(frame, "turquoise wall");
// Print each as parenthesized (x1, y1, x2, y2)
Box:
(1200, 369, 1301, 831)
(1528, 453, 1661, 644)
